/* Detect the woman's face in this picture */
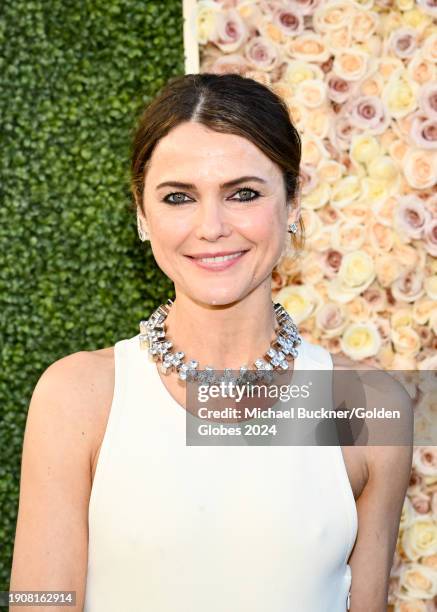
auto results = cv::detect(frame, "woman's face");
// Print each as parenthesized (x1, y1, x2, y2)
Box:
(140, 121, 298, 305)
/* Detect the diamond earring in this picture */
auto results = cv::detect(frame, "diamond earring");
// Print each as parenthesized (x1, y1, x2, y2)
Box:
(288, 222, 298, 234)
(137, 211, 148, 241)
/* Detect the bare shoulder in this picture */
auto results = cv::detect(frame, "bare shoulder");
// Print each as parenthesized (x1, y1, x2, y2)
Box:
(32, 345, 116, 463)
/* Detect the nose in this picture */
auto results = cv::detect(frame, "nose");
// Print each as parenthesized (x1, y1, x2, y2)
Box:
(194, 199, 231, 241)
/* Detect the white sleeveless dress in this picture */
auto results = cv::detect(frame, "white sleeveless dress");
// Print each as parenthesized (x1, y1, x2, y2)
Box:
(83, 333, 358, 611)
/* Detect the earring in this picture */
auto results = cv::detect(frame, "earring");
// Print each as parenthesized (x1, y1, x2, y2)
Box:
(137, 211, 148, 241)
(288, 222, 298, 234)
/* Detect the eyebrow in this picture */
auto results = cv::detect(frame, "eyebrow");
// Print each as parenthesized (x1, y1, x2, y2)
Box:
(155, 176, 267, 190)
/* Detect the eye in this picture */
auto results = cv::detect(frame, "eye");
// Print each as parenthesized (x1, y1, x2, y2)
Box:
(230, 187, 261, 202)
(162, 192, 192, 205)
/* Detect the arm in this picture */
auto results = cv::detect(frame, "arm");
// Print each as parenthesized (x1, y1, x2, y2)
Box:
(9, 352, 101, 612)
(348, 386, 414, 611)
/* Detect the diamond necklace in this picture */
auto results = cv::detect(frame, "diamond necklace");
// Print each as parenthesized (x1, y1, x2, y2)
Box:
(138, 299, 302, 386)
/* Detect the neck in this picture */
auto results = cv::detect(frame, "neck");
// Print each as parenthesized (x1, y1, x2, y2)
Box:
(162, 292, 278, 371)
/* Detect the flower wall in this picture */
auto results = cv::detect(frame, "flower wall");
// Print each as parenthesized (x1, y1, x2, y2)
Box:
(187, 0, 437, 609)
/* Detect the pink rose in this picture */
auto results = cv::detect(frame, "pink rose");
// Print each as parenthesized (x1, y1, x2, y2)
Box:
(424, 219, 437, 257)
(410, 114, 437, 150)
(409, 468, 424, 494)
(316, 301, 347, 336)
(388, 27, 418, 59)
(244, 36, 280, 71)
(362, 286, 387, 312)
(273, 4, 304, 37)
(411, 492, 432, 515)
(413, 446, 437, 476)
(321, 249, 343, 278)
(326, 72, 357, 105)
(394, 195, 432, 240)
(391, 269, 425, 303)
(213, 9, 248, 53)
(417, 0, 437, 17)
(418, 82, 437, 119)
(347, 95, 390, 134)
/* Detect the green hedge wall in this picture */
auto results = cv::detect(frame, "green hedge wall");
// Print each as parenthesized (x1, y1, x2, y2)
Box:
(0, 0, 184, 595)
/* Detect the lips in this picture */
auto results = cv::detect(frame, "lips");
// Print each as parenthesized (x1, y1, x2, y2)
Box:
(185, 249, 248, 271)
(187, 250, 249, 259)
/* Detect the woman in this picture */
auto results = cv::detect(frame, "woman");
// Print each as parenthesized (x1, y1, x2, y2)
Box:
(10, 73, 413, 611)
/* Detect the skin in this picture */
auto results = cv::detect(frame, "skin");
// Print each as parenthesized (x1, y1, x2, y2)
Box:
(9, 121, 413, 611)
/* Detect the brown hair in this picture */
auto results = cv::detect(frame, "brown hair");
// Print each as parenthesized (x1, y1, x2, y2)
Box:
(129, 73, 304, 252)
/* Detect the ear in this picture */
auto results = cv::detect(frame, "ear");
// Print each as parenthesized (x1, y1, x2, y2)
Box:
(136, 206, 150, 240)
(287, 175, 302, 226)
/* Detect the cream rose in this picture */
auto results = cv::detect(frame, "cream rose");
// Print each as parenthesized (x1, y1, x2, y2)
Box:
(369, 221, 395, 252)
(331, 221, 366, 252)
(350, 134, 380, 166)
(295, 79, 327, 108)
(374, 254, 401, 287)
(413, 298, 436, 325)
(286, 32, 330, 63)
(195, 1, 220, 45)
(390, 326, 421, 357)
(312, 1, 354, 32)
(333, 48, 370, 81)
(330, 176, 362, 208)
(424, 275, 437, 300)
(340, 322, 382, 360)
(383, 69, 419, 119)
(401, 519, 437, 562)
(301, 182, 331, 210)
(403, 149, 437, 189)
(338, 250, 375, 289)
(274, 284, 322, 325)
(407, 53, 436, 85)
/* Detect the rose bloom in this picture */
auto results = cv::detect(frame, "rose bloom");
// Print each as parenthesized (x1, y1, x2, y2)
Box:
(390, 326, 421, 357)
(350, 133, 380, 165)
(417, 0, 437, 17)
(351, 9, 378, 42)
(325, 71, 356, 104)
(391, 269, 425, 303)
(394, 195, 432, 240)
(407, 53, 436, 85)
(340, 321, 382, 360)
(388, 27, 418, 59)
(317, 160, 344, 184)
(332, 221, 366, 252)
(413, 447, 437, 476)
(410, 115, 437, 150)
(286, 32, 330, 63)
(345, 296, 371, 322)
(273, 4, 304, 37)
(316, 301, 348, 337)
(403, 149, 437, 189)
(418, 82, 437, 118)
(410, 492, 431, 515)
(369, 221, 395, 253)
(312, 1, 353, 32)
(422, 32, 437, 63)
(360, 72, 384, 97)
(362, 285, 387, 312)
(211, 54, 249, 75)
(320, 248, 343, 278)
(333, 49, 369, 82)
(401, 519, 437, 563)
(424, 219, 437, 257)
(244, 36, 280, 72)
(383, 70, 419, 119)
(213, 8, 249, 53)
(295, 80, 328, 110)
